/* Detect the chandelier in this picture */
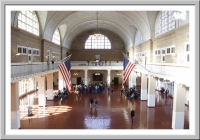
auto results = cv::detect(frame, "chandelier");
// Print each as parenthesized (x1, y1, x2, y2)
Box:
(90, 11, 104, 39)
(95, 71, 100, 75)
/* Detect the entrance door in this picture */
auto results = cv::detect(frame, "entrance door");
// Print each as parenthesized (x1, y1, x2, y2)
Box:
(114, 77, 119, 85)
(77, 77, 82, 85)
(28, 47, 32, 64)
(185, 43, 190, 65)
(161, 48, 165, 64)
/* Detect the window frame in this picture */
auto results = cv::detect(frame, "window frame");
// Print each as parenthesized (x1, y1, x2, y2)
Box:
(18, 11, 39, 36)
(17, 45, 27, 55)
(155, 11, 175, 37)
(85, 34, 111, 49)
(135, 30, 143, 46)
(166, 47, 171, 55)
(155, 49, 161, 56)
(32, 48, 40, 56)
(52, 29, 61, 45)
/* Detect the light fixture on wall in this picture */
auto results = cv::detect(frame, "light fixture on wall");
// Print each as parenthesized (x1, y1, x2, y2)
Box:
(89, 11, 104, 39)
(95, 71, 100, 75)
(117, 73, 121, 75)
(173, 11, 186, 20)
(73, 73, 78, 75)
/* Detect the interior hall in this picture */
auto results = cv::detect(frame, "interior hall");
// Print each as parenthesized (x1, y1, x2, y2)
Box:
(9, 7, 192, 131)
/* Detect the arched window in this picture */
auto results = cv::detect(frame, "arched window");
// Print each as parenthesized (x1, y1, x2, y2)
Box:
(85, 34, 111, 49)
(52, 29, 61, 45)
(155, 11, 175, 36)
(135, 30, 143, 45)
(18, 11, 39, 36)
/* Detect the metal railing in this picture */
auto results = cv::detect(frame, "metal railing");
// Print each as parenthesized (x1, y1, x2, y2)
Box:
(11, 61, 190, 86)
(11, 62, 61, 78)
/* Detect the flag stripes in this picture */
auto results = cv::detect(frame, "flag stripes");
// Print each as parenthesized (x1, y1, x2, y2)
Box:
(122, 55, 135, 87)
(58, 57, 71, 92)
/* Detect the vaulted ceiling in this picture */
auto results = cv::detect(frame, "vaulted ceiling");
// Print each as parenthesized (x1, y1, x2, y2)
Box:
(11, 11, 159, 50)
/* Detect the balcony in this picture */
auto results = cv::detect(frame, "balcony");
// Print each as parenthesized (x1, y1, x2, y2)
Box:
(11, 61, 191, 86)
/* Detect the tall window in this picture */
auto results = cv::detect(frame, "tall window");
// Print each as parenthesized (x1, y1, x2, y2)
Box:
(155, 11, 175, 36)
(135, 30, 143, 45)
(18, 11, 39, 36)
(85, 34, 111, 49)
(52, 29, 61, 45)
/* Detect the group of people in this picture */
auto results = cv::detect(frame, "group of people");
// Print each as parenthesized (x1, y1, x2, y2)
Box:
(89, 97, 98, 109)
(74, 82, 107, 94)
(125, 85, 141, 99)
(54, 87, 70, 100)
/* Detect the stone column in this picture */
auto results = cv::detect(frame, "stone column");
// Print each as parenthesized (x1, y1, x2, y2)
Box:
(128, 72, 133, 88)
(141, 73, 148, 100)
(38, 75, 46, 107)
(58, 70, 64, 90)
(147, 76, 156, 107)
(84, 69, 88, 85)
(107, 69, 111, 87)
(132, 72, 137, 87)
(11, 82, 20, 129)
(172, 83, 186, 129)
(47, 73, 53, 100)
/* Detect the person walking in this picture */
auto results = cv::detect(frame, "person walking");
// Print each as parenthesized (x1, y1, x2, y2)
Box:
(94, 98, 98, 109)
(89, 98, 94, 109)
(120, 88, 123, 97)
(131, 109, 135, 123)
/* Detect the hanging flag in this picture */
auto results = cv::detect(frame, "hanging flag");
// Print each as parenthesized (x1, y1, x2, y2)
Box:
(122, 55, 135, 88)
(58, 56, 72, 92)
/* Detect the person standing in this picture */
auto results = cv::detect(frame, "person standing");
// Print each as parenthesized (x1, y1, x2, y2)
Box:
(131, 110, 135, 123)
(94, 98, 98, 109)
(120, 88, 123, 97)
(89, 98, 94, 109)
(165, 88, 169, 98)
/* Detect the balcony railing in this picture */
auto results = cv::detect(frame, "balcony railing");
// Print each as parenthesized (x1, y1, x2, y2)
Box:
(134, 63, 190, 86)
(11, 62, 61, 78)
(11, 61, 190, 86)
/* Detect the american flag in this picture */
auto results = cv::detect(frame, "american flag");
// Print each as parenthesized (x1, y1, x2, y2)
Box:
(122, 55, 135, 88)
(58, 56, 71, 92)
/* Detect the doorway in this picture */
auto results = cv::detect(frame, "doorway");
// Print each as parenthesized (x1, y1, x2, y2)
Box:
(114, 77, 119, 85)
(28, 47, 32, 64)
(77, 77, 82, 85)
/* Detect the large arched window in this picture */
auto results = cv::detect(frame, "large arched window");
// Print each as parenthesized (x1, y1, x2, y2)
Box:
(18, 11, 39, 36)
(85, 34, 111, 49)
(52, 29, 61, 45)
(135, 30, 143, 46)
(155, 11, 175, 37)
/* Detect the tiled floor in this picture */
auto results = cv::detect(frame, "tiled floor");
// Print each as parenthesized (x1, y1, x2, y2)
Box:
(19, 85, 189, 129)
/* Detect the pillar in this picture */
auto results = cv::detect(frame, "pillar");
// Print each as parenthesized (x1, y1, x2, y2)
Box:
(84, 69, 88, 85)
(38, 75, 46, 107)
(141, 73, 147, 100)
(107, 69, 111, 87)
(172, 83, 186, 129)
(58, 70, 64, 90)
(47, 73, 53, 100)
(147, 76, 156, 107)
(128, 73, 132, 88)
(11, 82, 20, 129)
(132, 72, 137, 87)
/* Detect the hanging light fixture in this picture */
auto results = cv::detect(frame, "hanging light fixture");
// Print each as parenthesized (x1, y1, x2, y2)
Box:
(90, 11, 104, 39)
(95, 71, 100, 75)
